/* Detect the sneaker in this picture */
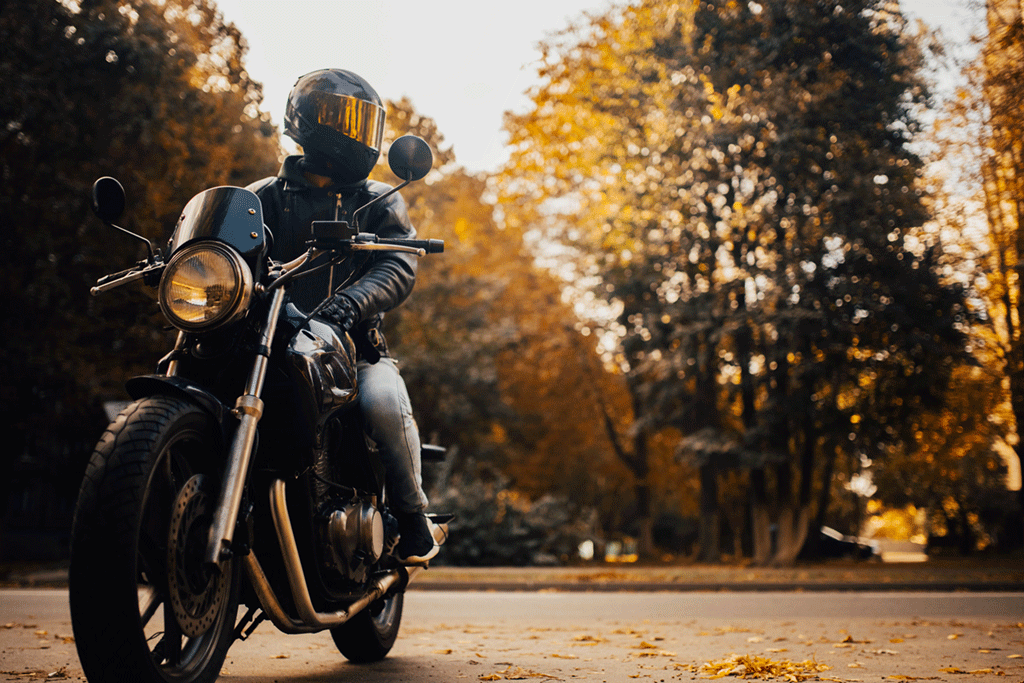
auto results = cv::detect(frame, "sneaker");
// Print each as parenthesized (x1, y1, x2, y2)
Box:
(395, 512, 440, 565)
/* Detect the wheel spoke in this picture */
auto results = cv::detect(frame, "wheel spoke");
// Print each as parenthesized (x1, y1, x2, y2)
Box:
(138, 526, 167, 589)
(161, 601, 183, 666)
(139, 589, 162, 629)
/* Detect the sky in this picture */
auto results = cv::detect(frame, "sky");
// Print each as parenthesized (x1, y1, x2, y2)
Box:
(213, 0, 984, 174)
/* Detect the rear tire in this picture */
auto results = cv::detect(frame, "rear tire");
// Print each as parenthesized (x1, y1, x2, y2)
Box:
(330, 591, 404, 663)
(70, 396, 239, 683)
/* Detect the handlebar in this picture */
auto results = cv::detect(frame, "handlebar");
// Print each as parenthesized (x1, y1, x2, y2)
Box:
(269, 233, 445, 292)
(305, 230, 444, 257)
(93, 232, 445, 296)
(91, 262, 165, 295)
(379, 238, 445, 254)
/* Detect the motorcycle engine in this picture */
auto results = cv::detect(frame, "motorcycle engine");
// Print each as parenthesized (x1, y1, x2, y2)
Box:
(321, 499, 393, 583)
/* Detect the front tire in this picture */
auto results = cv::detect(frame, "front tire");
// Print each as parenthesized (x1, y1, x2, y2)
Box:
(330, 591, 404, 663)
(70, 396, 239, 683)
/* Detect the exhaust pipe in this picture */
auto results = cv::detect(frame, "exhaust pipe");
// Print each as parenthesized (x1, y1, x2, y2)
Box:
(242, 479, 426, 633)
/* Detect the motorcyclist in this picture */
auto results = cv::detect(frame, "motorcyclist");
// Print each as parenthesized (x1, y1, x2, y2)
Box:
(246, 68, 437, 564)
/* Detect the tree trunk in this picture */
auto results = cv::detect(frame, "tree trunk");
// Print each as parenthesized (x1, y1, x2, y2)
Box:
(595, 383, 655, 559)
(697, 463, 720, 562)
(771, 504, 812, 566)
(634, 479, 655, 558)
(750, 468, 773, 565)
(813, 441, 838, 532)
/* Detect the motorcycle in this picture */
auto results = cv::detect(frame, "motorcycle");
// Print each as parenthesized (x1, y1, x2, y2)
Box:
(69, 135, 449, 682)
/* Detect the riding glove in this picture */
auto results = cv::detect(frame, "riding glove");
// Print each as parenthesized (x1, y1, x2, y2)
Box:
(321, 292, 360, 331)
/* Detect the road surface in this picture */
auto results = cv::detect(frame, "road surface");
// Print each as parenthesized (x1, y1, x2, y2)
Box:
(1, 589, 1022, 681)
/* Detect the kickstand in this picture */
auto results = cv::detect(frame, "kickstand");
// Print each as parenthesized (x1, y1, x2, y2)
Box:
(232, 606, 266, 643)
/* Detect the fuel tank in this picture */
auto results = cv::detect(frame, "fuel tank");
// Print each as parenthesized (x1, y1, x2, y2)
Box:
(284, 305, 359, 432)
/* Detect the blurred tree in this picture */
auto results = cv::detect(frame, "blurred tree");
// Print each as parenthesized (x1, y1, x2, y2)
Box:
(499, 0, 970, 563)
(0, 0, 280, 547)
(974, 0, 1024, 544)
(871, 359, 1013, 553)
(380, 99, 698, 555)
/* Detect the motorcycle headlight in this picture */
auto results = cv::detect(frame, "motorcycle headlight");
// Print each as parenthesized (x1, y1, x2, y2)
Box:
(159, 242, 253, 332)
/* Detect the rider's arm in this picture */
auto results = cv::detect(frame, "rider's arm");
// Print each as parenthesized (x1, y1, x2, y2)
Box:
(341, 188, 418, 321)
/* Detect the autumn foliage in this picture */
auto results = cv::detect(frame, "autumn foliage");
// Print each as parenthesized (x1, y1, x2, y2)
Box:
(1, 0, 1020, 564)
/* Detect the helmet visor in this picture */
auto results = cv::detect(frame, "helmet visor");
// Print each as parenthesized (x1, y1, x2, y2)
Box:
(303, 91, 386, 152)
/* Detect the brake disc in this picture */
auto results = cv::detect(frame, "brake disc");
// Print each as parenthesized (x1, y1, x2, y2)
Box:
(166, 474, 229, 638)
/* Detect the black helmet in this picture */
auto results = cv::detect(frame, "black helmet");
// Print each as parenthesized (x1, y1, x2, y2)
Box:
(284, 69, 386, 183)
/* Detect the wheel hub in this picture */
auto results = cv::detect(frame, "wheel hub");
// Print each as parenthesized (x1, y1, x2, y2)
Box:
(166, 474, 229, 638)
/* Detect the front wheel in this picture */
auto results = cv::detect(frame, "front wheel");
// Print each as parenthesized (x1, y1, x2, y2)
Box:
(330, 591, 404, 663)
(70, 396, 239, 683)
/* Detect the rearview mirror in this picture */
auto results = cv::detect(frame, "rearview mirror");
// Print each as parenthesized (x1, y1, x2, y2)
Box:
(92, 177, 126, 223)
(388, 135, 433, 182)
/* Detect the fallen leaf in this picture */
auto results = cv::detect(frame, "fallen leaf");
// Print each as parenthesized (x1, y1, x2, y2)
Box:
(611, 628, 645, 635)
(434, 649, 454, 655)
(1008, 654, 1022, 659)
(948, 634, 962, 640)
(890, 638, 904, 644)
(478, 665, 560, 680)
(271, 654, 289, 659)
(699, 654, 832, 681)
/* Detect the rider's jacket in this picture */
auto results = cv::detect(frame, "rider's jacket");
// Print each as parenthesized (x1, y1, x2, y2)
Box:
(247, 155, 417, 360)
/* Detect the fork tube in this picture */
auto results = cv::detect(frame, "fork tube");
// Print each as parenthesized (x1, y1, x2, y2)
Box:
(206, 286, 287, 566)
(165, 332, 187, 376)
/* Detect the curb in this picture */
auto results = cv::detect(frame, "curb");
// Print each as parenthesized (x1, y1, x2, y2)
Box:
(407, 581, 1024, 592)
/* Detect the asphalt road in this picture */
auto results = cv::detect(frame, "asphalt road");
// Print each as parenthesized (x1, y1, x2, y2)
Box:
(1, 589, 1022, 682)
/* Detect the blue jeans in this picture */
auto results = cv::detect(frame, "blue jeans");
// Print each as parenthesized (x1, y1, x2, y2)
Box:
(357, 358, 428, 513)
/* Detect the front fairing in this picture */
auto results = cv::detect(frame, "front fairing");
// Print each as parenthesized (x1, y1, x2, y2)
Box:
(167, 187, 268, 277)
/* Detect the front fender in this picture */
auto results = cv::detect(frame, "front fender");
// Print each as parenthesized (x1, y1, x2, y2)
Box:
(125, 375, 234, 443)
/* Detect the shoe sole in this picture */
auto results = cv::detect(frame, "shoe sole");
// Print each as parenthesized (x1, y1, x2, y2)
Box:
(399, 520, 445, 565)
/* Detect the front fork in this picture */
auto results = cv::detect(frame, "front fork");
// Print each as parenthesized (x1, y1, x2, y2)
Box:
(201, 286, 288, 567)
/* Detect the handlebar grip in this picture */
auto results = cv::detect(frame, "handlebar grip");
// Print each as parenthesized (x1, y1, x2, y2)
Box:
(363, 237, 445, 254)
(386, 238, 444, 253)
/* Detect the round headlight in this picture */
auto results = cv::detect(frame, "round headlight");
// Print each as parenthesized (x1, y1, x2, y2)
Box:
(159, 242, 253, 331)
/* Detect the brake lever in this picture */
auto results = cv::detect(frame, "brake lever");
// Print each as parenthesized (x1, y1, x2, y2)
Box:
(91, 262, 165, 295)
